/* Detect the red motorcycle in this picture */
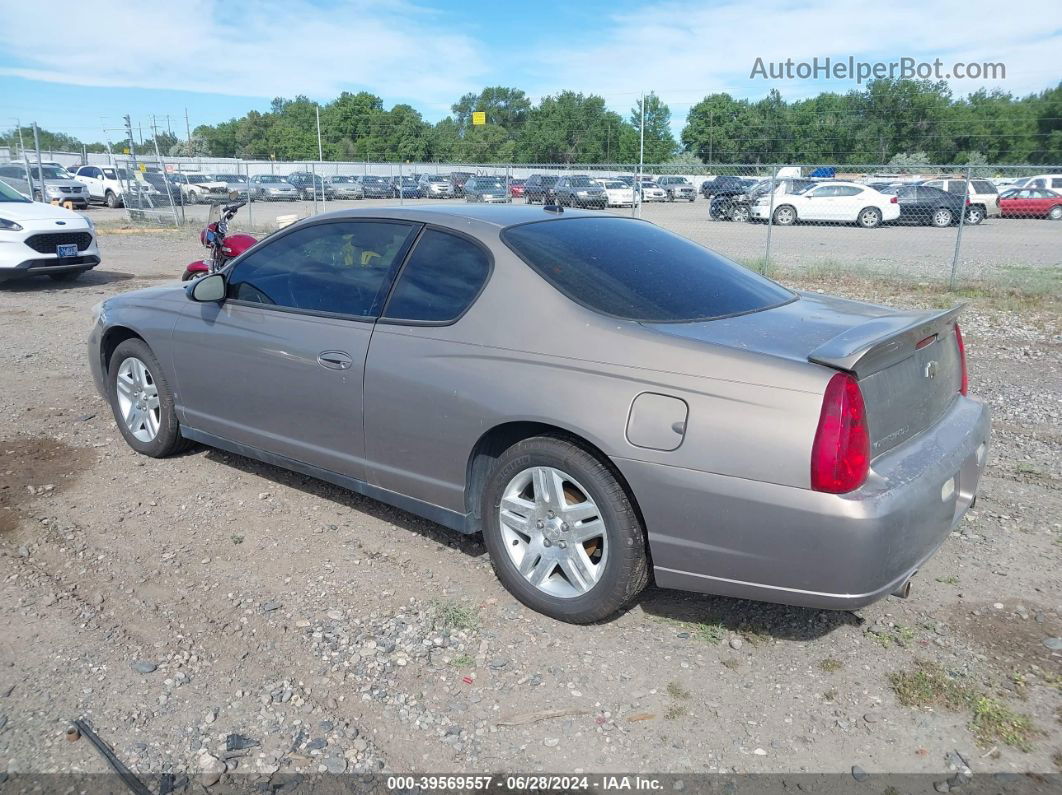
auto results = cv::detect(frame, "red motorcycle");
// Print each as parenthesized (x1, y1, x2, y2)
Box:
(182, 201, 258, 281)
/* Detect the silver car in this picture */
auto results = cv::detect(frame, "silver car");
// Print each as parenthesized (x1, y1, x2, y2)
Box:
(249, 174, 299, 201)
(0, 163, 90, 208)
(87, 206, 989, 624)
(326, 176, 365, 200)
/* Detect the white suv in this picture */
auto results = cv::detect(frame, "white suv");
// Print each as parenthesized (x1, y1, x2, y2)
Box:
(920, 178, 1000, 224)
(74, 165, 157, 208)
(0, 178, 100, 282)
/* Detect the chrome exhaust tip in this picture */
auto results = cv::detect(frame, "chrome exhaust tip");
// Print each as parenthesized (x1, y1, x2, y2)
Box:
(891, 579, 912, 599)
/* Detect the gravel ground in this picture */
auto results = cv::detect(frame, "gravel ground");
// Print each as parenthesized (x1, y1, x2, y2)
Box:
(82, 197, 1062, 286)
(0, 227, 1059, 787)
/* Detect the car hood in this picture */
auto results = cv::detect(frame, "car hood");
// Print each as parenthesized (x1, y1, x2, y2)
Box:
(640, 292, 893, 366)
(0, 200, 91, 223)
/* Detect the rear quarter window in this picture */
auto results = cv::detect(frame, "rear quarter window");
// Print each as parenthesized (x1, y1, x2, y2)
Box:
(502, 217, 793, 322)
(383, 230, 491, 323)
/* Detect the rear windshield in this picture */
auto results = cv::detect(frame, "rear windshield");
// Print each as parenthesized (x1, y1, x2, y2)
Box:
(502, 217, 793, 322)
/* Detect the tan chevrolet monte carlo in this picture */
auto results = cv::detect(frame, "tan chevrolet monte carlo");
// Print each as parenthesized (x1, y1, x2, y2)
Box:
(88, 205, 990, 623)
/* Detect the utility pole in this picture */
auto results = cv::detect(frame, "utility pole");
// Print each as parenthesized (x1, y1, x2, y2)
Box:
(184, 107, 193, 153)
(316, 104, 323, 162)
(639, 92, 645, 167)
(708, 109, 714, 164)
(32, 122, 45, 202)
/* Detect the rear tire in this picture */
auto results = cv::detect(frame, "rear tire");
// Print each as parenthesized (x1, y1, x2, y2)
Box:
(931, 208, 954, 227)
(1048, 205, 1062, 220)
(107, 338, 191, 458)
(858, 207, 882, 229)
(965, 206, 985, 225)
(481, 435, 649, 624)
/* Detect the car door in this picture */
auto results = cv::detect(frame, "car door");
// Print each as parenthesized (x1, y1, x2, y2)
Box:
(171, 218, 419, 479)
(364, 227, 493, 511)
(830, 185, 865, 221)
(799, 185, 835, 220)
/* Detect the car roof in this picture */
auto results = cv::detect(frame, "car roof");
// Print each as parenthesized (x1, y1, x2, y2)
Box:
(309, 204, 603, 230)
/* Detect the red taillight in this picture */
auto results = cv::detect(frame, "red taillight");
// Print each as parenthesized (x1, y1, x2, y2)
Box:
(811, 373, 870, 493)
(890, 196, 898, 203)
(955, 323, 968, 396)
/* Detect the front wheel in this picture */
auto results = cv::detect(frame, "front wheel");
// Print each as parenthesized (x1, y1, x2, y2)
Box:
(481, 435, 649, 624)
(772, 205, 797, 225)
(731, 204, 751, 223)
(107, 339, 191, 458)
(105, 191, 120, 208)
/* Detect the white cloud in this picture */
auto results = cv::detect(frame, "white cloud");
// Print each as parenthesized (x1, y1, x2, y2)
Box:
(524, 0, 1062, 122)
(0, 0, 489, 113)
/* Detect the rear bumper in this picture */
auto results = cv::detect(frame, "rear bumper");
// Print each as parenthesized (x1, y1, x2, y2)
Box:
(615, 395, 990, 610)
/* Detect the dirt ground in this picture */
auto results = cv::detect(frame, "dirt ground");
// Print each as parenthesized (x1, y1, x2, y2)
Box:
(0, 226, 1059, 786)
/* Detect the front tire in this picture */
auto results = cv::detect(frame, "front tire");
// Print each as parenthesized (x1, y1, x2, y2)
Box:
(481, 435, 649, 624)
(105, 190, 120, 208)
(772, 205, 797, 225)
(107, 339, 190, 458)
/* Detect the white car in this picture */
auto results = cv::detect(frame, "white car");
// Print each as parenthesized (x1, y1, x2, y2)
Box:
(598, 180, 635, 207)
(1025, 174, 1062, 191)
(638, 181, 666, 202)
(757, 181, 900, 228)
(0, 179, 100, 282)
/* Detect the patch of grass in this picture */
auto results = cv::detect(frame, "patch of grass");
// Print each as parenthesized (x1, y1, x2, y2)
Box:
(666, 681, 691, 700)
(890, 661, 1037, 751)
(894, 625, 916, 648)
(970, 696, 1035, 751)
(889, 660, 973, 710)
(935, 574, 959, 585)
(739, 624, 772, 647)
(1010, 671, 1029, 699)
(432, 600, 479, 631)
(819, 658, 843, 673)
(449, 654, 475, 669)
(1015, 462, 1043, 476)
(721, 658, 742, 670)
(664, 703, 688, 720)
(655, 616, 725, 645)
(823, 688, 838, 702)
(231, 533, 244, 545)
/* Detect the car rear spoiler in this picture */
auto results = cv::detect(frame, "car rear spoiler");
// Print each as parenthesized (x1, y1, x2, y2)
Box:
(808, 305, 963, 377)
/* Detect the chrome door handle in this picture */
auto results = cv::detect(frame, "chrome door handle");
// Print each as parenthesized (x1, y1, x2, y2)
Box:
(317, 351, 353, 370)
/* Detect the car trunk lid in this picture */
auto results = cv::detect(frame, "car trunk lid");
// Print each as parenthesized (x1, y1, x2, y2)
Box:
(641, 293, 963, 458)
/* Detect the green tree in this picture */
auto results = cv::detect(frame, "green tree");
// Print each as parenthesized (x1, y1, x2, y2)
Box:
(628, 92, 676, 162)
(516, 91, 631, 163)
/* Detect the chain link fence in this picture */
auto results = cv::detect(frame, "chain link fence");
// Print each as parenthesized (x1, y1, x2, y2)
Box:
(22, 150, 1051, 291)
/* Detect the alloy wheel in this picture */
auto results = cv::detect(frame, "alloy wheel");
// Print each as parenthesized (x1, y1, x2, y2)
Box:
(498, 466, 607, 598)
(115, 357, 161, 443)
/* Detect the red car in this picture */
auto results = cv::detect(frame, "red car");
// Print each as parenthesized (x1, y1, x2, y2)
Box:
(509, 179, 525, 198)
(999, 187, 1062, 220)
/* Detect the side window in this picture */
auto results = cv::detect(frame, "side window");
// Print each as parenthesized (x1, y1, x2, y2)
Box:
(383, 229, 491, 323)
(808, 186, 835, 197)
(1051, 178, 1062, 189)
(971, 180, 995, 194)
(227, 221, 417, 317)
(834, 186, 863, 197)
(944, 182, 966, 195)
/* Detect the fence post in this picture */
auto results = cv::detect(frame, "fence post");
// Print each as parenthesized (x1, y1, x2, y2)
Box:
(243, 161, 253, 230)
(948, 164, 972, 290)
(398, 161, 403, 207)
(763, 165, 780, 276)
(311, 162, 318, 215)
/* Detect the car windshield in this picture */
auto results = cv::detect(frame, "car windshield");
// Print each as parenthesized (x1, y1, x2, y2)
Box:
(603, 181, 626, 188)
(259, 175, 285, 182)
(540, 176, 558, 185)
(0, 179, 30, 202)
(363, 176, 384, 184)
(215, 174, 241, 182)
(477, 179, 505, 188)
(330, 176, 353, 183)
(426, 176, 448, 182)
(503, 217, 794, 322)
(569, 176, 595, 187)
(115, 169, 133, 181)
(32, 166, 69, 180)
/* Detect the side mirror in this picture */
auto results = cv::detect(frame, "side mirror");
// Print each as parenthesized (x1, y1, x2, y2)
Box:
(189, 273, 226, 302)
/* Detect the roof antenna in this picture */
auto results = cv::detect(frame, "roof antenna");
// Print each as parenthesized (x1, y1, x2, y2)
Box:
(543, 204, 563, 213)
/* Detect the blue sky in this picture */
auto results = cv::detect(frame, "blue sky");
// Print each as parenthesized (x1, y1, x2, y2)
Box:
(1, 0, 1058, 144)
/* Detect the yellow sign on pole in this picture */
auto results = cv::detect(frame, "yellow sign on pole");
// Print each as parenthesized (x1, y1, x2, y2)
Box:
(472, 111, 486, 126)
